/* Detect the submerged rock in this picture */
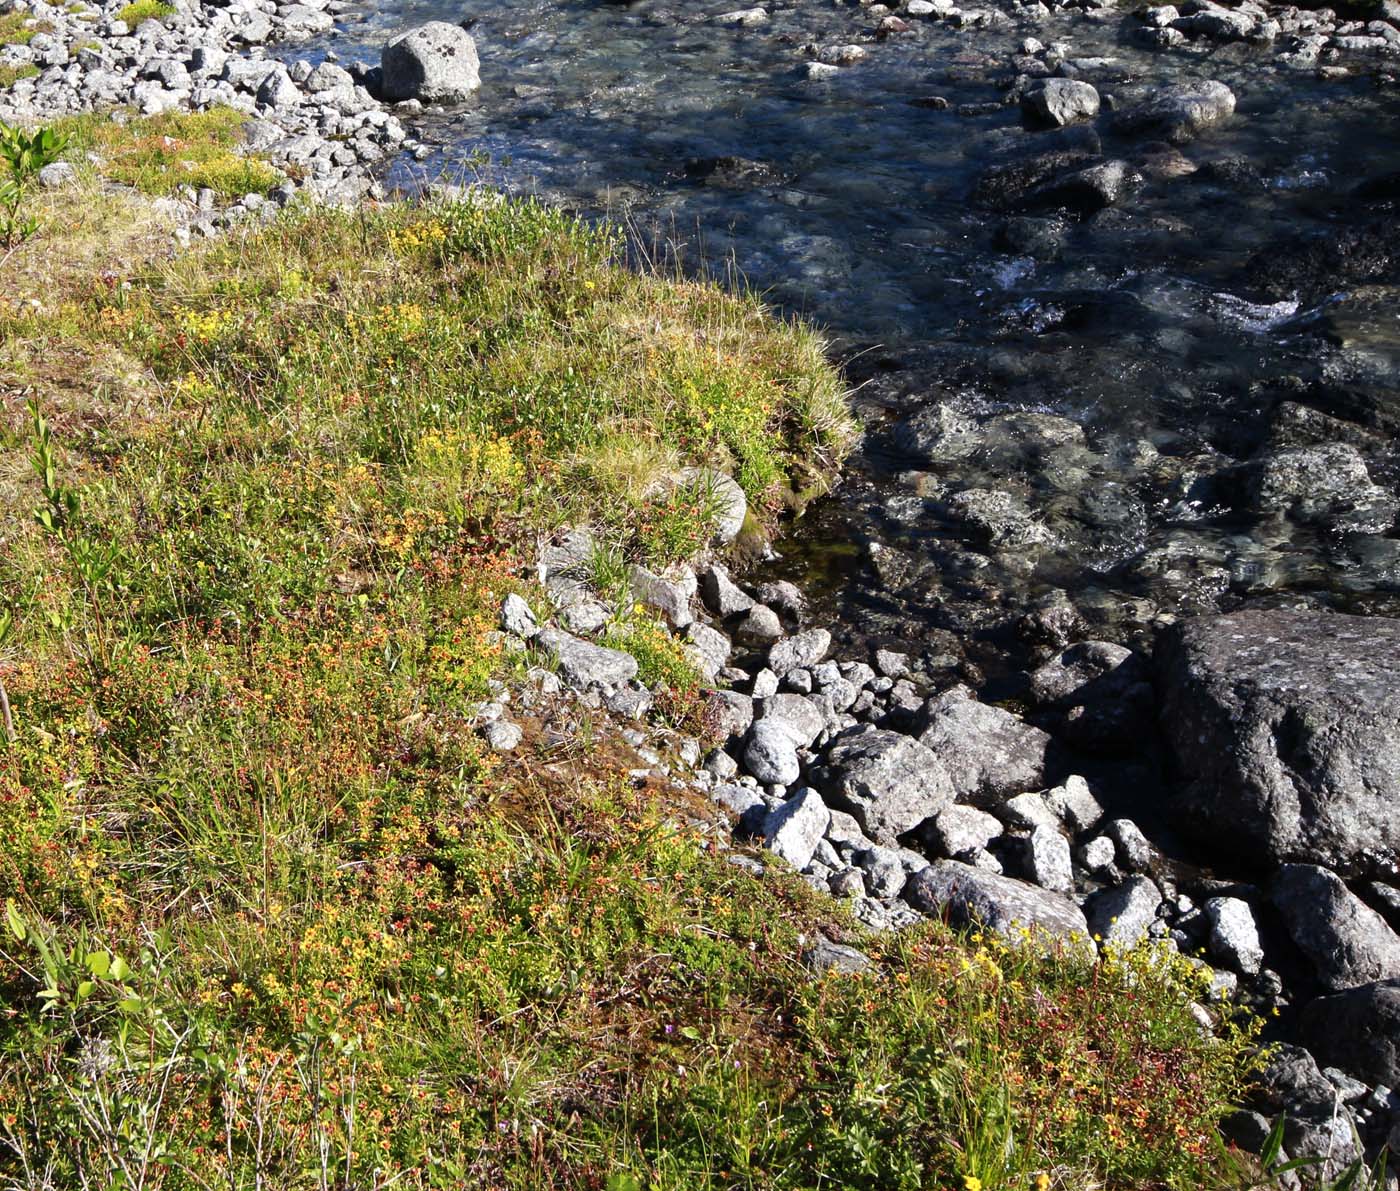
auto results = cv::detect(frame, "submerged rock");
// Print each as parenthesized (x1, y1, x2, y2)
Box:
(1114, 80, 1236, 143)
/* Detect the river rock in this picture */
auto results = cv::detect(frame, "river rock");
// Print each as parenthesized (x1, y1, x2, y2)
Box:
(916, 686, 1051, 804)
(891, 404, 982, 462)
(1086, 875, 1162, 949)
(904, 860, 1094, 956)
(1205, 897, 1265, 976)
(629, 564, 695, 629)
(1114, 80, 1236, 143)
(1022, 78, 1101, 127)
(1301, 979, 1400, 1087)
(535, 627, 638, 689)
(768, 629, 831, 676)
(1249, 443, 1397, 532)
(743, 720, 802, 786)
(381, 22, 481, 104)
(814, 725, 955, 843)
(500, 593, 539, 639)
(1159, 610, 1400, 876)
(1272, 864, 1400, 992)
(763, 787, 830, 870)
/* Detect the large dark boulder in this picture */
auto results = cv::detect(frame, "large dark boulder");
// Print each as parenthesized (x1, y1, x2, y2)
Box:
(1300, 979, 1400, 1087)
(1158, 611, 1400, 878)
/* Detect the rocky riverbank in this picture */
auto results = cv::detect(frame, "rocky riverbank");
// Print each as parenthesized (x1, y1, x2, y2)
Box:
(480, 521, 1400, 1181)
(4, 0, 1400, 1182)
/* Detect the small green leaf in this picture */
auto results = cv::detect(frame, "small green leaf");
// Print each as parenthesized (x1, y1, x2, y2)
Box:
(86, 951, 111, 978)
(76, 980, 94, 999)
(108, 955, 131, 982)
(5, 899, 25, 941)
(117, 997, 144, 1015)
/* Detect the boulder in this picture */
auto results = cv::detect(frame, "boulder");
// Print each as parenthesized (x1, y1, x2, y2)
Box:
(1022, 78, 1100, 128)
(1158, 611, 1400, 876)
(917, 687, 1051, 804)
(1301, 980, 1400, 1087)
(381, 22, 481, 104)
(1272, 865, 1400, 992)
(763, 788, 830, 870)
(904, 861, 1094, 957)
(1204, 897, 1264, 976)
(1114, 80, 1236, 143)
(535, 627, 638, 689)
(814, 725, 955, 844)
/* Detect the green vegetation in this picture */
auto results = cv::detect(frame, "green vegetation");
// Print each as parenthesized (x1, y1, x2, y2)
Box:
(0, 116, 1268, 1189)
(115, 0, 174, 24)
(0, 63, 39, 89)
(0, 14, 54, 47)
(54, 108, 284, 198)
(0, 121, 69, 246)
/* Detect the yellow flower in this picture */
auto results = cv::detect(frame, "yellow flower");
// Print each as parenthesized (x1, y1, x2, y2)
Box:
(1035, 1174, 1050, 1191)
(964, 1177, 983, 1191)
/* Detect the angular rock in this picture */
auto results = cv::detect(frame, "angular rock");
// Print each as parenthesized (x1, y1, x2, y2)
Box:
(904, 860, 1094, 957)
(815, 725, 955, 844)
(1029, 641, 1154, 753)
(925, 803, 1004, 858)
(381, 21, 481, 104)
(1086, 875, 1162, 949)
(629, 564, 695, 628)
(698, 562, 754, 618)
(756, 692, 826, 750)
(1205, 897, 1265, 976)
(1020, 824, 1074, 894)
(1272, 864, 1400, 992)
(500, 593, 539, 639)
(803, 935, 873, 975)
(1301, 979, 1400, 1087)
(768, 629, 831, 676)
(743, 720, 802, 786)
(917, 687, 1051, 804)
(763, 787, 830, 870)
(1159, 611, 1400, 876)
(535, 627, 638, 690)
(854, 845, 907, 899)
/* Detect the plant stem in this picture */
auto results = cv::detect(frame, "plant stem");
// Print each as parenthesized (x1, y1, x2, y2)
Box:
(0, 672, 15, 744)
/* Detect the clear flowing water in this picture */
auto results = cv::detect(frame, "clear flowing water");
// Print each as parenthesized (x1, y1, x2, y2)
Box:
(304, 1, 1400, 671)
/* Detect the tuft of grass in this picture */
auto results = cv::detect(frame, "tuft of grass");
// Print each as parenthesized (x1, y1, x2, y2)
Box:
(54, 107, 284, 198)
(0, 14, 54, 47)
(115, 0, 173, 24)
(0, 63, 39, 88)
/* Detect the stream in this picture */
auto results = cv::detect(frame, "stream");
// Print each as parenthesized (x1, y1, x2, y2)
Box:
(306, 0, 1400, 681)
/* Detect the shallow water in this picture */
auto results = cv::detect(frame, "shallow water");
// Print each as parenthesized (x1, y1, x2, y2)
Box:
(304, 0, 1400, 669)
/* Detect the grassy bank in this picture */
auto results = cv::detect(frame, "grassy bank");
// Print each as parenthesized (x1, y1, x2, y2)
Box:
(0, 111, 1262, 1189)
